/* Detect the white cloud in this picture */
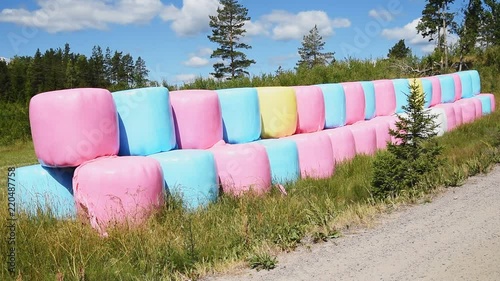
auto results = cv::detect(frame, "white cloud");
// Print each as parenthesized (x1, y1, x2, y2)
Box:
(184, 56, 209, 67)
(174, 74, 197, 83)
(368, 8, 394, 22)
(183, 47, 213, 68)
(0, 0, 164, 33)
(161, 0, 220, 36)
(0, 0, 218, 36)
(247, 10, 351, 41)
(382, 18, 436, 53)
(0, 57, 10, 64)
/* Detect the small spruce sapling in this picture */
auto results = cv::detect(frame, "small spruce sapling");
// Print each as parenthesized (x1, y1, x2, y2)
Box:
(372, 79, 443, 198)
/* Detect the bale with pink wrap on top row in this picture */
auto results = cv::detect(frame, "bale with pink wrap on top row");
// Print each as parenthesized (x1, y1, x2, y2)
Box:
(293, 85, 325, 134)
(29, 88, 119, 168)
(170, 90, 223, 149)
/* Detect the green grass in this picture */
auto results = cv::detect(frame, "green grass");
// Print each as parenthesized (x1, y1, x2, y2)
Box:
(2, 109, 499, 280)
(1, 97, 499, 281)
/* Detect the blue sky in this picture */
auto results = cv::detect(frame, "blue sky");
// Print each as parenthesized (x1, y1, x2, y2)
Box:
(0, 0, 463, 84)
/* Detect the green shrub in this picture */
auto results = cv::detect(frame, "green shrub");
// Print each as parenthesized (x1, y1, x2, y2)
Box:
(372, 79, 443, 199)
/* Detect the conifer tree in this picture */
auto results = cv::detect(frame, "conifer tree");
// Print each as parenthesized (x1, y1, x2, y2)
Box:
(372, 79, 442, 198)
(297, 25, 335, 68)
(208, 0, 255, 79)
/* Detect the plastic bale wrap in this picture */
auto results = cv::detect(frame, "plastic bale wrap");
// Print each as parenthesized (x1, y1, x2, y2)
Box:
(256, 139, 300, 185)
(29, 88, 119, 168)
(450, 73, 463, 101)
(373, 79, 396, 117)
(292, 86, 326, 134)
(471, 98, 483, 119)
(366, 115, 399, 149)
(210, 143, 271, 196)
(341, 82, 366, 125)
(73, 156, 164, 233)
(427, 108, 447, 136)
(392, 79, 411, 114)
(14, 165, 76, 219)
(348, 121, 378, 155)
(434, 103, 458, 131)
(112, 87, 176, 156)
(216, 88, 261, 144)
(422, 76, 442, 107)
(148, 150, 218, 210)
(170, 90, 223, 149)
(316, 84, 346, 128)
(256, 87, 298, 139)
(467, 70, 481, 95)
(457, 72, 473, 98)
(413, 78, 433, 108)
(455, 99, 477, 124)
(321, 127, 356, 164)
(360, 81, 376, 120)
(438, 75, 456, 103)
(475, 94, 495, 115)
(283, 132, 335, 179)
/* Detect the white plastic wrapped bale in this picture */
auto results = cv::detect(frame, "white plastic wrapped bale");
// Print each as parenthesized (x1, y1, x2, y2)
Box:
(216, 88, 261, 144)
(170, 90, 223, 149)
(292, 86, 326, 134)
(426, 107, 448, 136)
(112, 87, 177, 156)
(256, 139, 300, 185)
(29, 88, 119, 167)
(148, 150, 219, 210)
(14, 165, 76, 219)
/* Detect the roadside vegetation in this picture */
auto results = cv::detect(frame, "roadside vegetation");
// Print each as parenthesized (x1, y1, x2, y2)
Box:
(1, 0, 500, 279)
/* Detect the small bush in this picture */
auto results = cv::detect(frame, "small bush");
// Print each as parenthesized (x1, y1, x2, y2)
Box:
(248, 252, 278, 271)
(372, 79, 443, 199)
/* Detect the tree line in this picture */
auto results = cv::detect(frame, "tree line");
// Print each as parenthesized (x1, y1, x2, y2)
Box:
(0, 44, 149, 104)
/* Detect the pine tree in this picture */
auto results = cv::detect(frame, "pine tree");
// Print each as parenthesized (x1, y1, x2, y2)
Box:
(133, 56, 149, 87)
(416, 0, 456, 70)
(208, 0, 255, 79)
(481, 0, 500, 46)
(372, 79, 442, 198)
(297, 25, 335, 69)
(387, 39, 411, 59)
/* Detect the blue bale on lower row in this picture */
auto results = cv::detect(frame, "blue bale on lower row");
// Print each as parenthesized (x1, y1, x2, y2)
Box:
(14, 165, 76, 219)
(148, 150, 219, 210)
(256, 139, 300, 186)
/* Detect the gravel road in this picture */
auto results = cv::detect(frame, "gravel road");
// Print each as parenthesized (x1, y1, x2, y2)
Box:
(208, 165, 500, 281)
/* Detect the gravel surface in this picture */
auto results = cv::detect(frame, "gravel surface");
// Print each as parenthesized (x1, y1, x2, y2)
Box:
(207, 165, 500, 281)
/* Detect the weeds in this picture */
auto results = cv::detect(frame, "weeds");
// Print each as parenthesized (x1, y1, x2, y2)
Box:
(247, 252, 278, 271)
